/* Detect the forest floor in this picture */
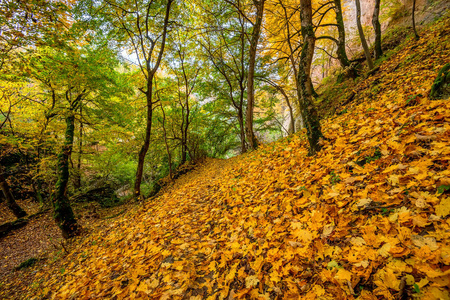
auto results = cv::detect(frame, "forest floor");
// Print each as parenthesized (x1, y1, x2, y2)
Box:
(1, 14, 449, 300)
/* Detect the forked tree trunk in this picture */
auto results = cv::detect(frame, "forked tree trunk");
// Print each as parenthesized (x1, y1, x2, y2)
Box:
(245, 0, 265, 150)
(372, 0, 382, 59)
(54, 103, 80, 239)
(298, 0, 324, 155)
(0, 172, 27, 219)
(334, 0, 351, 67)
(355, 0, 374, 70)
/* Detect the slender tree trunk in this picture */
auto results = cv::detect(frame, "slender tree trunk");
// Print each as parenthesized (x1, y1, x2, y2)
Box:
(245, 0, 265, 150)
(372, 0, 382, 59)
(0, 170, 27, 219)
(135, 78, 153, 199)
(334, 0, 351, 67)
(74, 105, 83, 189)
(355, 0, 374, 70)
(278, 88, 295, 134)
(237, 107, 247, 153)
(160, 104, 173, 180)
(298, 0, 324, 155)
(54, 104, 80, 239)
(412, 0, 419, 39)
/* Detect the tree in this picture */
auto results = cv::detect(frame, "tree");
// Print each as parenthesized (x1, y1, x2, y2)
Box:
(100, 0, 174, 199)
(372, 0, 382, 59)
(167, 28, 201, 165)
(199, 1, 249, 154)
(355, 0, 374, 70)
(245, 0, 266, 150)
(25, 41, 129, 237)
(298, 0, 324, 155)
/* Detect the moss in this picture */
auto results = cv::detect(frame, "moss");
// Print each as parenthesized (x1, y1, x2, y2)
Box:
(430, 63, 450, 99)
(15, 258, 39, 270)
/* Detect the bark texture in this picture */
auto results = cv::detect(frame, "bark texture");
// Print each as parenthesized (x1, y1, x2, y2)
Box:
(54, 104, 79, 239)
(298, 0, 324, 155)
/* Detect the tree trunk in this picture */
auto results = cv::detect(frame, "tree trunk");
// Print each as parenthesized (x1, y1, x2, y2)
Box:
(74, 105, 83, 189)
(53, 108, 79, 239)
(245, 0, 265, 150)
(334, 0, 351, 67)
(237, 106, 247, 153)
(412, 0, 419, 39)
(160, 104, 173, 180)
(355, 0, 374, 70)
(298, 0, 324, 155)
(134, 78, 153, 199)
(0, 171, 27, 219)
(372, 0, 382, 59)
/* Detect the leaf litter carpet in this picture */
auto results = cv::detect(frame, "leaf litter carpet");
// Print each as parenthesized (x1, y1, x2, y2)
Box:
(8, 17, 450, 300)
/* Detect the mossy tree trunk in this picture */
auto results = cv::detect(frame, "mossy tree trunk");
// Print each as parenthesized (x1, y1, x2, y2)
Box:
(298, 0, 324, 156)
(0, 170, 27, 219)
(53, 94, 82, 239)
(372, 0, 382, 59)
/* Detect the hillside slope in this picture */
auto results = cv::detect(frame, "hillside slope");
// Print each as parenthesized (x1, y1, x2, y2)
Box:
(2, 15, 450, 300)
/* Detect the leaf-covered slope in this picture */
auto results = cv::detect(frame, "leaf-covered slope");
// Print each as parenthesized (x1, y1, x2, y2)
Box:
(24, 17, 450, 300)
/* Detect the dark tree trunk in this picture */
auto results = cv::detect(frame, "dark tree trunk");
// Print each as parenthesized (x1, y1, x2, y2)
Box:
(0, 172, 27, 219)
(135, 78, 153, 199)
(355, 0, 374, 70)
(298, 0, 324, 155)
(159, 104, 173, 180)
(412, 0, 419, 39)
(53, 102, 80, 239)
(74, 105, 83, 190)
(372, 0, 382, 59)
(237, 105, 247, 153)
(245, 0, 265, 150)
(334, 0, 351, 67)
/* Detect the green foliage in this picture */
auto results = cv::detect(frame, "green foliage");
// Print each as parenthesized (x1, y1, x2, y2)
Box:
(437, 185, 450, 195)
